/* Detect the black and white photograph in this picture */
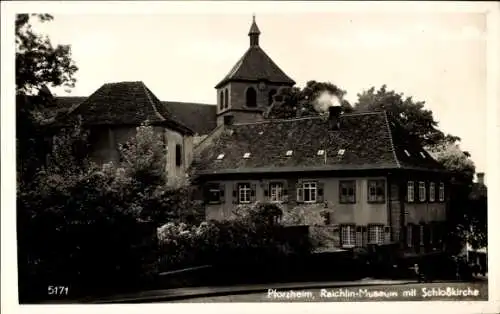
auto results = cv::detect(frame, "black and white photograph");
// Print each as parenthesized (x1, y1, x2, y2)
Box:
(1, 1, 498, 313)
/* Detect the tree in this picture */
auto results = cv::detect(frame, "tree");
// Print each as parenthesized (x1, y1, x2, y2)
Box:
(16, 14, 79, 184)
(265, 80, 353, 120)
(354, 85, 460, 148)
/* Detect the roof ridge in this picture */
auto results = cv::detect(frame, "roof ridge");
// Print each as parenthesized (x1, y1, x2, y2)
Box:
(383, 111, 401, 168)
(233, 111, 384, 126)
(161, 100, 216, 107)
(141, 82, 166, 122)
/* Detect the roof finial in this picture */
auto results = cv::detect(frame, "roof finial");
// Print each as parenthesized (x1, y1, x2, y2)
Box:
(248, 14, 261, 46)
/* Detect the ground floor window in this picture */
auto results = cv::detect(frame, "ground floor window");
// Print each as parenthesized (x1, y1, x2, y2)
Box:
(341, 225, 356, 247)
(368, 225, 385, 245)
(407, 224, 413, 247)
(297, 181, 317, 203)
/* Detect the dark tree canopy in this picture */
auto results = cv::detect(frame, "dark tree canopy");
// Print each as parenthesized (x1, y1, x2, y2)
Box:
(264, 80, 353, 120)
(354, 85, 460, 148)
(16, 14, 79, 183)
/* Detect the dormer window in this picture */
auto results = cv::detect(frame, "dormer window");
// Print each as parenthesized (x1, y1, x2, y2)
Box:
(420, 151, 426, 158)
(286, 150, 293, 156)
(243, 152, 251, 159)
(404, 149, 411, 157)
(338, 149, 345, 156)
(317, 150, 325, 156)
(216, 154, 225, 160)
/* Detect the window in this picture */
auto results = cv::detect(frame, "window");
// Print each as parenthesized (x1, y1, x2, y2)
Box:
(407, 181, 415, 202)
(175, 144, 182, 167)
(224, 88, 229, 108)
(205, 183, 224, 204)
(297, 181, 317, 203)
(439, 182, 445, 202)
(420, 151, 426, 159)
(286, 150, 293, 156)
(317, 150, 325, 156)
(341, 225, 356, 247)
(368, 180, 385, 203)
(419, 224, 424, 246)
(245, 87, 257, 107)
(269, 182, 284, 203)
(243, 152, 251, 159)
(418, 181, 426, 202)
(219, 90, 224, 110)
(368, 225, 384, 245)
(216, 153, 225, 160)
(429, 182, 436, 202)
(404, 149, 411, 157)
(406, 224, 413, 247)
(238, 183, 252, 204)
(268, 89, 277, 106)
(338, 149, 345, 156)
(339, 180, 356, 204)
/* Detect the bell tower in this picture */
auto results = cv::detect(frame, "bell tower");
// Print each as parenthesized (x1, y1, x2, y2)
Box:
(215, 15, 296, 126)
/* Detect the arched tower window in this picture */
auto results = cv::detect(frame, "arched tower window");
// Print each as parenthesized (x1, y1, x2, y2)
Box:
(246, 87, 257, 107)
(268, 89, 277, 106)
(224, 88, 229, 108)
(219, 90, 224, 110)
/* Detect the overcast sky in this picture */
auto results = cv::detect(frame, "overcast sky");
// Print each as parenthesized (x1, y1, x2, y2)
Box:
(30, 7, 489, 173)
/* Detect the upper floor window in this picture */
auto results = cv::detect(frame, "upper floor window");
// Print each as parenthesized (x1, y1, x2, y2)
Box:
(268, 89, 277, 106)
(269, 182, 284, 203)
(175, 144, 182, 167)
(368, 179, 385, 203)
(246, 87, 257, 107)
(224, 88, 229, 108)
(219, 90, 224, 110)
(407, 181, 415, 202)
(297, 181, 317, 203)
(406, 224, 413, 247)
(341, 225, 356, 248)
(238, 183, 252, 204)
(429, 182, 436, 202)
(439, 182, 445, 202)
(339, 180, 356, 204)
(418, 181, 426, 202)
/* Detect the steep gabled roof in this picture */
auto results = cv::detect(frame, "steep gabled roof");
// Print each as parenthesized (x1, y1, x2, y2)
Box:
(215, 46, 295, 88)
(54, 81, 194, 135)
(192, 111, 445, 175)
(162, 101, 217, 135)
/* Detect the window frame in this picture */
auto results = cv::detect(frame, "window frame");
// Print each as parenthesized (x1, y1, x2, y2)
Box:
(368, 224, 385, 245)
(238, 183, 252, 204)
(175, 144, 182, 167)
(367, 179, 386, 203)
(429, 182, 436, 202)
(418, 181, 426, 202)
(407, 181, 415, 203)
(341, 224, 356, 248)
(302, 181, 317, 203)
(339, 180, 356, 204)
(439, 182, 445, 202)
(269, 182, 284, 203)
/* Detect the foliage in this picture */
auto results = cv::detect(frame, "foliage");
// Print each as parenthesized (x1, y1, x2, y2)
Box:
(16, 14, 78, 94)
(265, 80, 353, 120)
(354, 85, 460, 148)
(16, 14, 79, 185)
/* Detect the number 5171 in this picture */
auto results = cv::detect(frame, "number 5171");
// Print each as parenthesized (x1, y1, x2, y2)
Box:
(48, 286, 69, 295)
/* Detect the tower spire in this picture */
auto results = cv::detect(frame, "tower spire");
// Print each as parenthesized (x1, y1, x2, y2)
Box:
(248, 14, 261, 47)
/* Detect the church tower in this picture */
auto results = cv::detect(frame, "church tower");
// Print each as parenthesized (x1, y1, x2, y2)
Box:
(215, 15, 296, 126)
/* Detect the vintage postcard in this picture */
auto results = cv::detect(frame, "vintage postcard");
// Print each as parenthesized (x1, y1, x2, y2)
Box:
(1, 1, 498, 314)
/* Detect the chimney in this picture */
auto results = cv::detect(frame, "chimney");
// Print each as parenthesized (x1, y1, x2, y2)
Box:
(476, 172, 485, 185)
(328, 106, 342, 129)
(223, 115, 234, 126)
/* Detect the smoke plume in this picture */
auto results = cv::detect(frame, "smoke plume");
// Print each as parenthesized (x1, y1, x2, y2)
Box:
(312, 90, 342, 115)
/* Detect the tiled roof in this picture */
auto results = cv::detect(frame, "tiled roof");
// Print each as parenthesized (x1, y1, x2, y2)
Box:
(192, 111, 445, 175)
(162, 101, 217, 135)
(215, 46, 296, 88)
(54, 82, 194, 135)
